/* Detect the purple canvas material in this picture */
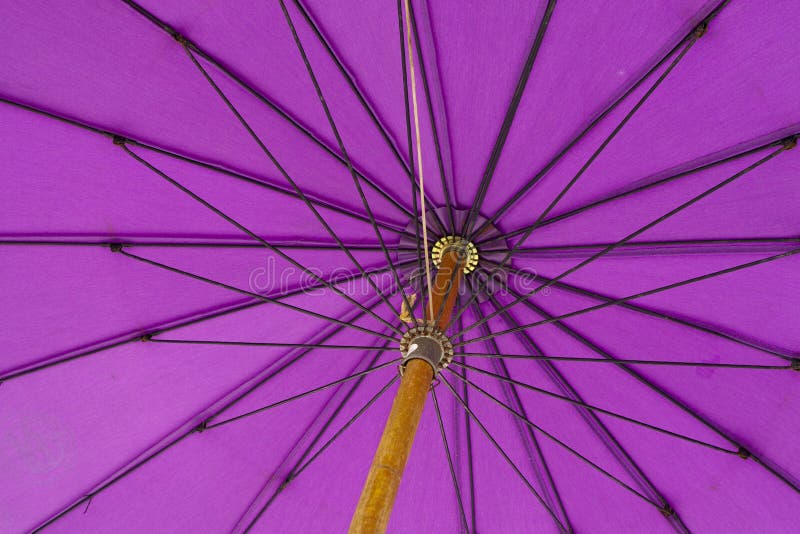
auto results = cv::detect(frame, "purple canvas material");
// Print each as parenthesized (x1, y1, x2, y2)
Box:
(1, 1, 799, 532)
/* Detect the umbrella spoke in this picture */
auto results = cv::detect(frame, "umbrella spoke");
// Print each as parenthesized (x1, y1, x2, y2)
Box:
(177, 51, 410, 331)
(119, 0, 417, 218)
(471, 286, 690, 529)
(492, 261, 797, 360)
(470, 1, 731, 239)
(490, 289, 800, 495)
(459, 367, 478, 531)
(287, 375, 399, 484)
(30, 432, 196, 532)
(431, 387, 470, 533)
(468, 297, 571, 528)
(454, 20, 714, 332)
(440, 375, 570, 533)
(233, 340, 397, 531)
(240, 373, 399, 531)
(204, 359, 400, 431)
(456, 353, 793, 370)
(498, 134, 800, 239)
(397, 0, 426, 280)
(452, 361, 737, 454)
(281, 0, 420, 327)
(290, 0, 410, 173)
(121, 144, 404, 336)
(460, 0, 557, 238)
(290, 0, 446, 237)
(482, 237, 800, 258)
(446, 370, 670, 512)
(406, 0, 456, 234)
(454, 309, 478, 532)
(119, 248, 398, 341)
(0, 97, 417, 240)
(0, 238, 418, 250)
(148, 339, 396, 351)
(0, 257, 409, 382)
(456, 141, 796, 339)
(27, 296, 392, 532)
(460, 247, 800, 349)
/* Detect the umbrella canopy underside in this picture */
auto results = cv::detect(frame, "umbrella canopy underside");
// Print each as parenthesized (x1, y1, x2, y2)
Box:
(1, 1, 799, 533)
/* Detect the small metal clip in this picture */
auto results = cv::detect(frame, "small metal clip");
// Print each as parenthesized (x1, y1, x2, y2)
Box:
(660, 504, 676, 518)
(693, 21, 708, 39)
(171, 31, 188, 46)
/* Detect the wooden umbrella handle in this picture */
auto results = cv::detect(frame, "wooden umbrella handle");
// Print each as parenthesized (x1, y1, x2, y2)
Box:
(349, 250, 463, 533)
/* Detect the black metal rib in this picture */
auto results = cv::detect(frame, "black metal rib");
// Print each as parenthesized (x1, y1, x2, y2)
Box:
(451, 361, 736, 454)
(29, 295, 390, 532)
(406, 0, 456, 234)
(492, 135, 799, 240)
(492, 260, 797, 360)
(291, 0, 409, 174)
(469, 298, 571, 529)
(397, 0, 426, 283)
(475, 287, 688, 530)
(455, 301, 477, 532)
(481, 237, 800, 257)
(432, 387, 470, 533)
(0, 238, 418, 250)
(461, 247, 800, 349)
(179, 48, 407, 331)
(460, 364, 477, 531)
(119, 248, 396, 341)
(119, 0, 416, 218)
(440, 375, 568, 532)
(446, 370, 666, 509)
(241, 371, 399, 532)
(239, 339, 396, 532)
(456, 142, 793, 338)
(470, 1, 730, 238)
(455, 353, 792, 370)
(291, 0, 444, 229)
(0, 257, 410, 383)
(452, 23, 710, 332)
(0, 96, 414, 241)
(121, 143, 403, 335)
(289, 375, 399, 481)
(460, 0, 557, 238)
(149, 339, 396, 351)
(205, 359, 400, 430)
(280, 0, 419, 327)
(502, 288, 800, 495)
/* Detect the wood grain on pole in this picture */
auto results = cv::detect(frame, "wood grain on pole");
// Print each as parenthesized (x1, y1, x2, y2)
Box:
(349, 250, 463, 533)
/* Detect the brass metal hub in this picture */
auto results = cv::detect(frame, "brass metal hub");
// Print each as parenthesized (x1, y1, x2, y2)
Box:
(432, 235, 478, 274)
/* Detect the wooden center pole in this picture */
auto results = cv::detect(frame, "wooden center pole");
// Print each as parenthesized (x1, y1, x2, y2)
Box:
(349, 249, 463, 533)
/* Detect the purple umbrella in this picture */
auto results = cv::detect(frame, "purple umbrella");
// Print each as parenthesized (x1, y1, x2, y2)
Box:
(1, 0, 798, 532)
